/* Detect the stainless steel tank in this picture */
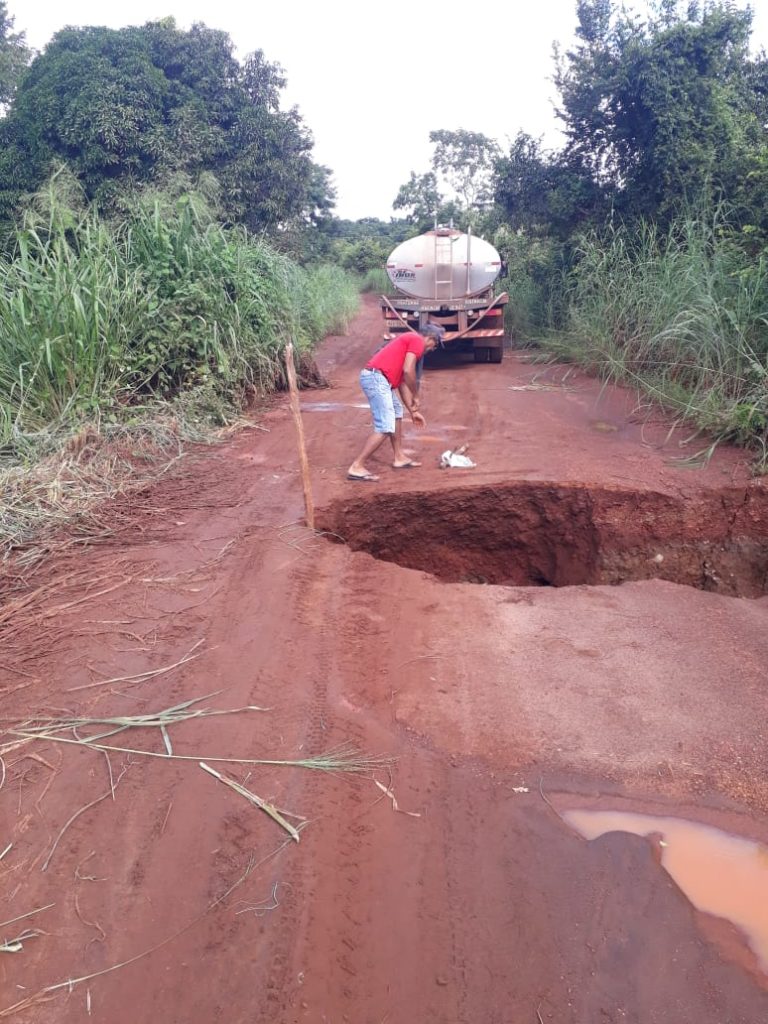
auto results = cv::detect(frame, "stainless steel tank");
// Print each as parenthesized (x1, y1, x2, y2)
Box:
(386, 229, 501, 301)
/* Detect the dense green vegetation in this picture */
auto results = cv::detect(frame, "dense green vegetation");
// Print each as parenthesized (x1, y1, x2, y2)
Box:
(556, 210, 768, 459)
(0, 174, 358, 458)
(0, 18, 334, 231)
(0, 6, 366, 551)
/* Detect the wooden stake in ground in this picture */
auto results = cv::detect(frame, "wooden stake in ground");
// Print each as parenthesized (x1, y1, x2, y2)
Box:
(284, 342, 315, 531)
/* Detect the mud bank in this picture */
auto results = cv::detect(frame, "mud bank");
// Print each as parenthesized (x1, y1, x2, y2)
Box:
(318, 481, 768, 595)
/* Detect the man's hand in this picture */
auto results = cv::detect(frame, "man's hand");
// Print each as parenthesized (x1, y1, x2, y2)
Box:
(411, 411, 426, 428)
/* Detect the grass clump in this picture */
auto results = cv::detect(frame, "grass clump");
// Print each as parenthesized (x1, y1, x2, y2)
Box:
(514, 206, 768, 468)
(0, 179, 359, 453)
(360, 267, 395, 295)
(497, 231, 568, 342)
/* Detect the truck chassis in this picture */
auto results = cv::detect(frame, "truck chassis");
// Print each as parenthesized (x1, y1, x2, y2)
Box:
(381, 290, 509, 363)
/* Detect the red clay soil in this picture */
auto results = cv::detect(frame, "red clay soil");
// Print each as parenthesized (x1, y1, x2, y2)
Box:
(2, 294, 768, 1023)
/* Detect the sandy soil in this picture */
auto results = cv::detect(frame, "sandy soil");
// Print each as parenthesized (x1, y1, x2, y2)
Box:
(2, 294, 768, 1024)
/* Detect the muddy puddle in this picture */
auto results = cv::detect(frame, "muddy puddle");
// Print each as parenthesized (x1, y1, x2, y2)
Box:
(317, 481, 768, 596)
(301, 401, 368, 412)
(565, 809, 768, 972)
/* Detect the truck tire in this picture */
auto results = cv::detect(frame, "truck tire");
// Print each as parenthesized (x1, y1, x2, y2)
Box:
(489, 346, 504, 364)
(473, 346, 489, 363)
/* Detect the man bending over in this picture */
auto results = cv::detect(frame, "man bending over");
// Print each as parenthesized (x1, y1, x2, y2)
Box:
(347, 323, 445, 482)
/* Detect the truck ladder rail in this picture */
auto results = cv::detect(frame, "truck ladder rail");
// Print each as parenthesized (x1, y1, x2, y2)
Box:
(433, 234, 454, 298)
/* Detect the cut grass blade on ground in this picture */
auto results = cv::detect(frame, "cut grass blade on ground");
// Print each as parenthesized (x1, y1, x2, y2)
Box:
(0, 929, 42, 953)
(0, 904, 55, 930)
(200, 761, 304, 842)
(1, 693, 267, 755)
(40, 764, 130, 872)
(0, 832, 299, 1019)
(2, 700, 393, 773)
(3, 717, 394, 774)
(67, 639, 210, 692)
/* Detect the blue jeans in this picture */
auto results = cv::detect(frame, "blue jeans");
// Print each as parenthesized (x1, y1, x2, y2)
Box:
(359, 369, 403, 434)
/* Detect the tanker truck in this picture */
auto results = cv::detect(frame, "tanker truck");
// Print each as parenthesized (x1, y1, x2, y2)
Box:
(381, 227, 508, 363)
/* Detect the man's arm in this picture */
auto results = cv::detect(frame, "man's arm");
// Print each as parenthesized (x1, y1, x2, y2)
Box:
(398, 381, 415, 409)
(402, 352, 420, 400)
(400, 352, 425, 425)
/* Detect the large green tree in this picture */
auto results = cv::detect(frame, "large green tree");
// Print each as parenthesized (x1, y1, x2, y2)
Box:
(393, 171, 444, 226)
(494, 131, 605, 238)
(429, 128, 500, 213)
(0, 0, 30, 111)
(0, 19, 333, 230)
(553, 0, 767, 223)
(393, 129, 499, 229)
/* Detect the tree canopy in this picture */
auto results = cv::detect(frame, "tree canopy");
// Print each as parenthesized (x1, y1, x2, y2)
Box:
(0, 19, 334, 231)
(0, 0, 30, 110)
(557, 1, 763, 217)
(495, 1, 768, 237)
(393, 129, 499, 229)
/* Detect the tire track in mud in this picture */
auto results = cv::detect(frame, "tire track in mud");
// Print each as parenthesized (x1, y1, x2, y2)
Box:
(250, 535, 383, 1021)
(226, 547, 334, 1023)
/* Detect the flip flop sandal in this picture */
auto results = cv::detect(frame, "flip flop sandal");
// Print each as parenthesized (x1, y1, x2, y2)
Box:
(347, 472, 379, 482)
(393, 461, 421, 469)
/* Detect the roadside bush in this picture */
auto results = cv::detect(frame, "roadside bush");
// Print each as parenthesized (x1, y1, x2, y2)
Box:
(553, 207, 768, 464)
(494, 228, 568, 341)
(0, 178, 359, 460)
(336, 237, 389, 274)
(360, 268, 394, 295)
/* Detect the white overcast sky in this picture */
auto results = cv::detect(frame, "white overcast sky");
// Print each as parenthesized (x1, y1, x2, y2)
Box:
(9, 0, 768, 220)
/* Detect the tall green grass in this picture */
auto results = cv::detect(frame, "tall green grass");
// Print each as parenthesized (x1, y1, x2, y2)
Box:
(555, 211, 768, 463)
(500, 233, 568, 341)
(0, 182, 359, 460)
(360, 267, 395, 295)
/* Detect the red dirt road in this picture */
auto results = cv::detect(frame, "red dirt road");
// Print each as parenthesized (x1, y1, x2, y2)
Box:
(2, 295, 768, 1023)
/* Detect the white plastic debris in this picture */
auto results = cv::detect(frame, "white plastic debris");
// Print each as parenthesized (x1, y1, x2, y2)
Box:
(440, 443, 476, 469)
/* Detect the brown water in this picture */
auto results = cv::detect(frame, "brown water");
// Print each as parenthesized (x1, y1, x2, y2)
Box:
(564, 809, 768, 971)
(301, 401, 369, 412)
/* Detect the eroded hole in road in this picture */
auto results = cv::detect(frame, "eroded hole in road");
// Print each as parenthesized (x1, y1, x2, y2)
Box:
(317, 482, 768, 596)
(565, 809, 768, 973)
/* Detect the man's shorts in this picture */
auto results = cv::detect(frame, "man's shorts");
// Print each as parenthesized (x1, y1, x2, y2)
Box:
(359, 368, 403, 434)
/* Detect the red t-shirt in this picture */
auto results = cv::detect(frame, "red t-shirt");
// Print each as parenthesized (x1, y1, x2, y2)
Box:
(366, 333, 425, 389)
